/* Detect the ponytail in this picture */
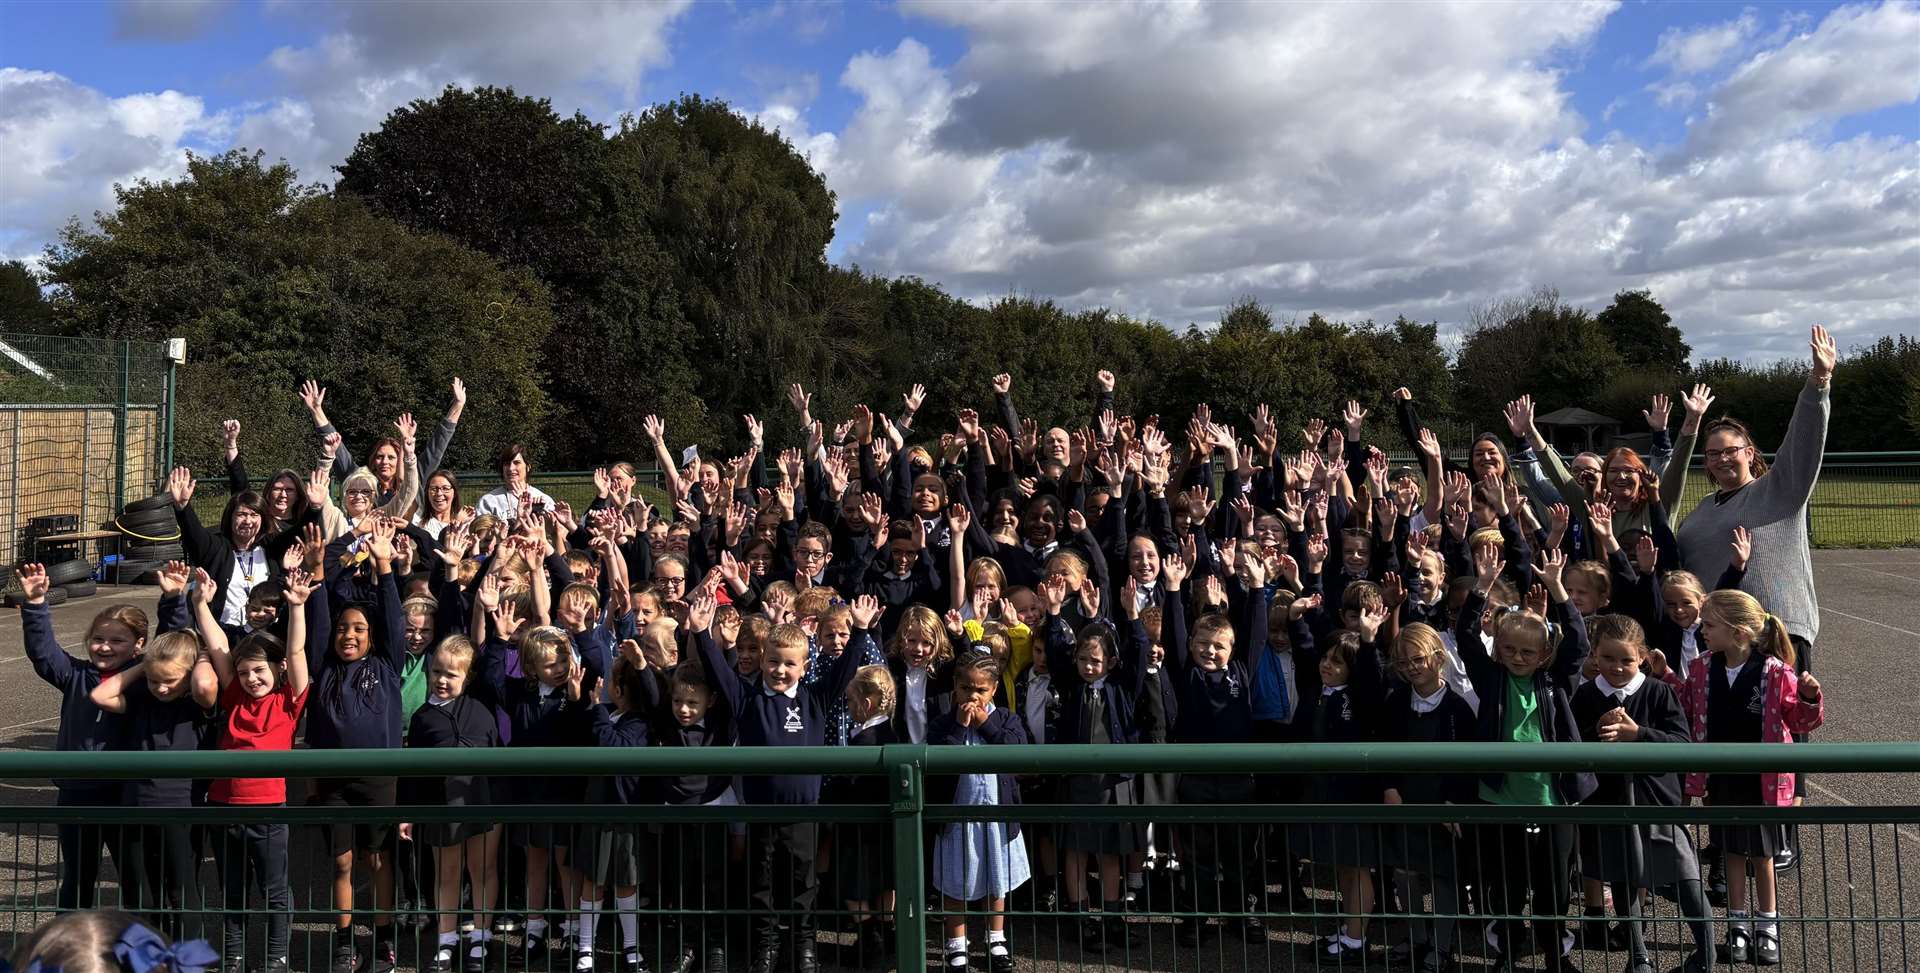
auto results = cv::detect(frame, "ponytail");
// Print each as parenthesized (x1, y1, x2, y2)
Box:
(1761, 614, 1796, 669)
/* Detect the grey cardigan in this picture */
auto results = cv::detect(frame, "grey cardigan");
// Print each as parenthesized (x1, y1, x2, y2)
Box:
(1674, 381, 1828, 644)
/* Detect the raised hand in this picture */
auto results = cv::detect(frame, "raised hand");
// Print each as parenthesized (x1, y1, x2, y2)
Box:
(992, 373, 1012, 395)
(1526, 583, 1549, 617)
(1730, 525, 1752, 571)
(1066, 508, 1087, 535)
(449, 376, 466, 412)
(903, 383, 927, 415)
(1040, 574, 1069, 615)
(1809, 325, 1837, 385)
(1342, 400, 1369, 438)
(1472, 541, 1505, 591)
(1587, 499, 1614, 537)
(642, 414, 666, 444)
(394, 413, 417, 447)
(947, 503, 971, 537)
(1480, 474, 1508, 516)
(1646, 648, 1670, 680)
(17, 563, 49, 603)
(157, 560, 191, 598)
(283, 568, 320, 606)
(1643, 393, 1671, 432)
(1096, 369, 1115, 393)
(1680, 384, 1716, 434)
(1381, 571, 1406, 608)
(1391, 387, 1413, 402)
(787, 383, 812, 418)
(687, 586, 717, 634)
(190, 567, 217, 605)
(299, 379, 327, 419)
(167, 467, 196, 509)
(1538, 547, 1567, 587)
(1416, 427, 1441, 461)
(849, 594, 882, 630)
(1634, 533, 1657, 574)
(1503, 395, 1535, 441)
(221, 419, 241, 447)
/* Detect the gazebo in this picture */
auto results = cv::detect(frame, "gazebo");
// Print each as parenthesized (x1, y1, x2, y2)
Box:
(1536, 406, 1620, 455)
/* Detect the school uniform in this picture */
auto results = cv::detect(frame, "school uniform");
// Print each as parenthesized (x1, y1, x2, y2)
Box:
(306, 572, 406, 857)
(1380, 681, 1479, 957)
(1044, 612, 1150, 857)
(1571, 672, 1697, 886)
(118, 677, 215, 938)
(694, 624, 869, 953)
(928, 706, 1031, 902)
(478, 633, 606, 850)
(832, 716, 900, 905)
(402, 694, 500, 847)
(20, 600, 137, 910)
(1670, 652, 1824, 858)
(648, 661, 741, 966)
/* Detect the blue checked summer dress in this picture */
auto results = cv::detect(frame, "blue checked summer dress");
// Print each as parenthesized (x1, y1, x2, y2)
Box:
(932, 724, 1030, 901)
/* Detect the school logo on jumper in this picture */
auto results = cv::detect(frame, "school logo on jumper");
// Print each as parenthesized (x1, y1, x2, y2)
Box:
(1226, 673, 1242, 698)
(783, 704, 803, 733)
(1747, 688, 1764, 716)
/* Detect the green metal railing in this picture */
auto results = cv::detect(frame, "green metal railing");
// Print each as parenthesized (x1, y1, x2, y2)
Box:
(0, 743, 1914, 971)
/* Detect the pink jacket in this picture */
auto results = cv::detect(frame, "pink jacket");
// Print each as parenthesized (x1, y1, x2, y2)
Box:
(1663, 653, 1824, 807)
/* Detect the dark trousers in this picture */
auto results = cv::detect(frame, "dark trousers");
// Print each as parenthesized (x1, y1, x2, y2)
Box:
(660, 821, 739, 954)
(750, 823, 819, 946)
(1175, 774, 1259, 912)
(55, 788, 127, 911)
(1473, 821, 1574, 961)
(122, 821, 198, 939)
(212, 809, 292, 962)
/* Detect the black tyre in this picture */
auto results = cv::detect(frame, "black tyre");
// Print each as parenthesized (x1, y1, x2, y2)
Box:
(62, 580, 97, 598)
(43, 560, 94, 586)
(123, 541, 186, 562)
(116, 508, 181, 541)
(42, 588, 67, 607)
(122, 492, 174, 515)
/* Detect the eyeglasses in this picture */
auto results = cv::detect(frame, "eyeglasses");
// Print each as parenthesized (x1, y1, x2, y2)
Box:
(345, 488, 374, 499)
(1704, 445, 1750, 461)
(1395, 652, 1441, 669)
(658, 576, 687, 587)
(795, 548, 830, 561)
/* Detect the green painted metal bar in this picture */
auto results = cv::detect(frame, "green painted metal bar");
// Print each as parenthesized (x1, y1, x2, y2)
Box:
(1, 741, 1913, 779)
(886, 744, 928, 973)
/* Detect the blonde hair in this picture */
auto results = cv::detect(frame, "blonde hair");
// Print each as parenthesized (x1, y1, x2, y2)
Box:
(517, 626, 570, 679)
(1467, 526, 1505, 551)
(1494, 609, 1551, 655)
(794, 586, 836, 621)
(1661, 570, 1706, 603)
(559, 581, 601, 614)
(434, 635, 477, 671)
(1701, 589, 1796, 668)
(1044, 549, 1088, 587)
(1343, 580, 1384, 614)
(402, 595, 438, 619)
(849, 664, 897, 714)
(1191, 612, 1235, 650)
(967, 557, 1007, 594)
(1393, 622, 1446, 664)
(342, 467, 379, 498)
(1566, 559, 1611, 602)
(888, 606, 950, 665)
(643, 619, 680, 667)
(766, 623, 809, 657)
(145, 630, 200, 673)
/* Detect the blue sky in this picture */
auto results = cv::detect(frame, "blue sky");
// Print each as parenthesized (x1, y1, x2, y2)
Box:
(3, 1, 1916, 360)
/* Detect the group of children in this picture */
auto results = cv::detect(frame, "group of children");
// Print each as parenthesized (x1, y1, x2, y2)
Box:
(16, 369, 1830, 973)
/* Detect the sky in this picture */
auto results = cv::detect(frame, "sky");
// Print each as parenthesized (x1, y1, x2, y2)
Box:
(2, 0, 1916, 363)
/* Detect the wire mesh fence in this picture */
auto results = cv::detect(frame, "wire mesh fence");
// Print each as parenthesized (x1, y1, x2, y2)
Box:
(0, 333, 173, 571)
(0, 745, 1911, 972)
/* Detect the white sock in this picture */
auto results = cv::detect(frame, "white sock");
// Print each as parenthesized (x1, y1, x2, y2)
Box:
(1757, 911, 1779, 937)
(1339, 934, 1365, 948)
(468, 930, 492, 944)
(988, 930, 1009, 956)
(615, 894, 640, 948)
(526, 918, 549, 938)
(577, 900, 599, 953)
(946, 936, 968, 963)
(439, 932, 460, 947)
(1729, 909, 1751, 933)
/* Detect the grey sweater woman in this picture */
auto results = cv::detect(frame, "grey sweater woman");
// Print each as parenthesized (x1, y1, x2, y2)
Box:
(1674, 382, 1829, 644)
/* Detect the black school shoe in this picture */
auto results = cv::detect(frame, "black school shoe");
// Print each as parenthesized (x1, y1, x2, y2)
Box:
(329, 934, 360, 973)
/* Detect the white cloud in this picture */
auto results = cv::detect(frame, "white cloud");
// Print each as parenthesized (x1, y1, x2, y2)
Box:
(0, 69, 224, 259)
(1687, 1, 1920, 157)
(1647, 10, 1758, 74)
(236, 0, 694, 182)
(803, 0, 1918, 361)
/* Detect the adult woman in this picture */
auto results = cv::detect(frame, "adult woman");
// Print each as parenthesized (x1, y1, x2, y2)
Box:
(473, 444, 553, 525)
(301, 377, 465, 484)
(1676, 326, 1834, 665)
(219, 418, 314, 537)
(413, 470, 464, 541)
(168, 468, 283, 634)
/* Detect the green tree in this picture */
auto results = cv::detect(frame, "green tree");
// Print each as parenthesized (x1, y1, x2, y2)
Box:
(42, 150, 554, 477)
(1455, 287, 1624, 432)
(0, 260, 52, 332)
(1597, 289, 1690, 373)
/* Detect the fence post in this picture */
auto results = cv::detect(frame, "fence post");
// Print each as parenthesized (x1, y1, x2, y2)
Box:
(163, 345, 178, 485)
(885, 743, 927, 971)
(113, 339, 130, 514)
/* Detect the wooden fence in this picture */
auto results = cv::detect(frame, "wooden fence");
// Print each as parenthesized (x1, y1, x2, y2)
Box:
(0, 405, 163, 568)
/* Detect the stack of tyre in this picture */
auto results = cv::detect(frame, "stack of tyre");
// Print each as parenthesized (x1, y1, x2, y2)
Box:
(114, 493, 185, 585)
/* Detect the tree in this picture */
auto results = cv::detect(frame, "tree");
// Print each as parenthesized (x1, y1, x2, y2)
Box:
(0, 261, 52, 332)
(42, 150, 554, 476)
(1455, 288, 1624, 432)
(1597, 290, 1690, 373)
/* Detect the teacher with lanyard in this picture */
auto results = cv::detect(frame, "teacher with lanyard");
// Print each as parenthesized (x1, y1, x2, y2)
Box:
(1673, 324, 1835, 875)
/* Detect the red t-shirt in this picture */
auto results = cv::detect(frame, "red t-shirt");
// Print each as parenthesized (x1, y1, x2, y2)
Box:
(209, 680, 309, 805)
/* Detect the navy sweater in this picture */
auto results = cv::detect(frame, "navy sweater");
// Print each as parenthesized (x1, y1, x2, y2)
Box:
(21, 602, 134, 797)
(696, 623, 868, 805)
(307, 572, 407, 751)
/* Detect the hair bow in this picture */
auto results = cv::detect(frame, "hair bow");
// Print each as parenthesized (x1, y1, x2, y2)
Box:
(114, 923, 218, 973)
